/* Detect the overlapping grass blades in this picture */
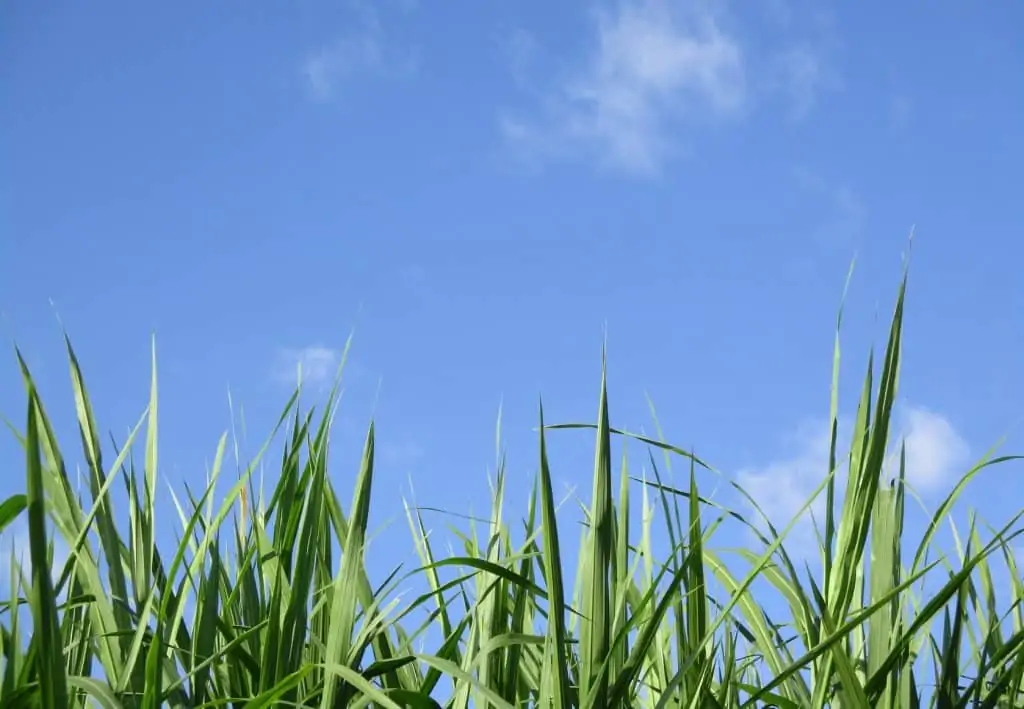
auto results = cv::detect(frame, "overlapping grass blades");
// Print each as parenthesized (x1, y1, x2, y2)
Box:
(2, 271, 1023, 708)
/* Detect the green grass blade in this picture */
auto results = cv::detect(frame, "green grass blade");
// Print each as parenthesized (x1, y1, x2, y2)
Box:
(537, 401, 571, 709)
(25, 383, 69, 709)
(321, 423, 376, 709)
(579, 354, 614, 709)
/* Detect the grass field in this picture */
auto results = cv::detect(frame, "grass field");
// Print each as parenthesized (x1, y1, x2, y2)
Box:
(2, 270, 1023, 708)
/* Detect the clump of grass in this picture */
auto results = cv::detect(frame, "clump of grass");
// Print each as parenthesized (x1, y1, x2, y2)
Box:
(2, 269, 1023, 709)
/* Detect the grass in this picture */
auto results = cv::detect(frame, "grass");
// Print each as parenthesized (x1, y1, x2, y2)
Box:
(2, 268, 1024, 708)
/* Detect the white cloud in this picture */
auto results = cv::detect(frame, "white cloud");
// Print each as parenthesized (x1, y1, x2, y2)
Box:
(302, 12, 418, 101)
(894, 406, 969, 491)
(737, 419, 834, 547)
(737, 406, 970, 554)
(504, 0, 745, 175)
(276, 346, 343, 387)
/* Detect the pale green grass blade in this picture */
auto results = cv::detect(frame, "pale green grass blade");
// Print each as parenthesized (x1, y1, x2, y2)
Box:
(320, 662, 404, 709)
(579, 354, 613, 709)
(863, 514, 1024, 701)
(321, 423, 376, 709)
(867, 477, 900, 704)
(3, 546, 24, 699)
(746, 558, 942, 706)
(16, 351, 124, 679)
(824, 256, 856, 593)
(138, 434, 230, 709)
(65, 336, 136, 649)
(65, 676, 123, 709)
(414, 653, 517, 709)
(2, 268, 1022, 709)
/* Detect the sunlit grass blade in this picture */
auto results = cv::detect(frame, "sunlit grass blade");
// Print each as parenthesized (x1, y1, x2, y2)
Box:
(579, 352, 614, 709)
(25, 380, 69, 709)
(2, 266, 1022, 709)
(537, 401, 571, 709)
(321, 422, 376, 709)
(0, 495, 26, 535)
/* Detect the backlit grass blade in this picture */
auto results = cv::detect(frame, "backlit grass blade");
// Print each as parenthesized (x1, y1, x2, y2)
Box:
(320, 423, 376, 709)
(25, 381, 69, 709)
(0, 495, 26, 535)
(64, 336, 149, 702)
(537, 402, 571, 709)
(579, 353, 613, 709)
(2, 266, 1022, 709)
(16, 350, 125, 679)
(824, 256, 856, 598)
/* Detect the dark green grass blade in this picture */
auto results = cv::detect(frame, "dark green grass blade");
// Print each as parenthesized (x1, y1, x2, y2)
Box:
(537, 402, 571, 709)
(25, 380, 69, 709)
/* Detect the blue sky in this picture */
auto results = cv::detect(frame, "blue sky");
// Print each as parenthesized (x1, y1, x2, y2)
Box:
(2, 0, 1023, 592)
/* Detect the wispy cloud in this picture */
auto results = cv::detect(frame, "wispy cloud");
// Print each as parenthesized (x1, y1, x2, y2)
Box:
(302, 6, 418, 101)
(303, 39, 418, 100)
(761, 2, 841, 120)
(275, 345, 345, 387)
(497, 28, 541, 90)
(503, 0, 745, 175)
(737, 406, 970, 555)
(770, 44, 831, 120)
(379, 439, 426, 465)
(794, 168, 866, 247)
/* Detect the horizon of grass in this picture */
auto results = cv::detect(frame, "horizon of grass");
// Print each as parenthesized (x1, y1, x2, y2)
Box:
(1, 265, 1024, 709)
